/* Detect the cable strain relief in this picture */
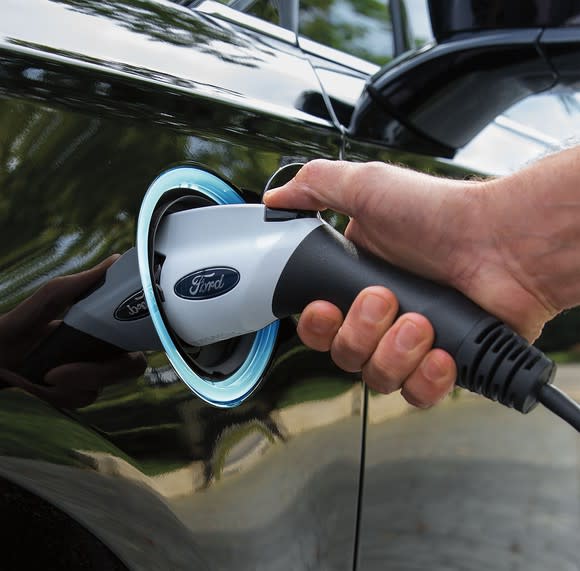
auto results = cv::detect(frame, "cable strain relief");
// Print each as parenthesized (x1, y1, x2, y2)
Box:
(454, 318, 556, 413)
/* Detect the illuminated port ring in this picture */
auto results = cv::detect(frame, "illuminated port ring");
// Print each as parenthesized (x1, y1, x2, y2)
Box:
(137, 166, 279, 408)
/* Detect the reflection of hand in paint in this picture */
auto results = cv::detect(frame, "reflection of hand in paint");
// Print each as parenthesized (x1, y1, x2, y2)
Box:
(0, 256, 146, 409)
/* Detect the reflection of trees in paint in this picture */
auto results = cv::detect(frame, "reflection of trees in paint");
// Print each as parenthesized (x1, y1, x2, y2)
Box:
(76, 339, 355, 479)
(0, 99, 180, 310)
(0, 88, 330, 311)
(49, 0, 273, 67)
(300, 0, 393, 65)
(0, 98, 254, 309)
(223, 0, 395, 65)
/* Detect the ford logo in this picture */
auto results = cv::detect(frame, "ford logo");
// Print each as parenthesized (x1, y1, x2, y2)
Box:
(174, 267, 240, 300)
(114, 289, 149, 321)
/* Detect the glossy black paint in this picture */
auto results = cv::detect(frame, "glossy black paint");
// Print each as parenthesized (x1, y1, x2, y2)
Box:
(0, 476, 127, 570)
(342, 137, 580, 571)
(429, 0, 580, 41)
(1, 1, 579, 570)
(350, 29, 556, 156)
(0, 1, 362, 569)
(351, 7, 580, 157)
(540, 27, 580, 87)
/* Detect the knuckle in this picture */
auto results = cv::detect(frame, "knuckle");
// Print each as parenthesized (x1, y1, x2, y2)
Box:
(362, 359, 401, 394)
(298, 159, 331, 181)
(364, 161, 387, 174)
(40, 276, 65, 297)
(341, 324, 376, 354)
(331, 333, 370, 371)
(37, 277, 66, 312)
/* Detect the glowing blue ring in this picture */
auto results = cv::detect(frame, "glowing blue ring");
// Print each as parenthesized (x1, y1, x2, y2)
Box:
(137, 166, 279, 408)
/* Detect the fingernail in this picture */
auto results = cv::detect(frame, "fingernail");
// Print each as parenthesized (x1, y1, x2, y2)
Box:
(422, 354, 447, 382)
(395, 320, 423, 352)
(360, 294, 390, 323)
(310, 314, 336, 335)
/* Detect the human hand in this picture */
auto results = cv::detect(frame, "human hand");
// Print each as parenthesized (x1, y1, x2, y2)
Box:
(264, 160, 559, 407)
(0, 255, 146, 408)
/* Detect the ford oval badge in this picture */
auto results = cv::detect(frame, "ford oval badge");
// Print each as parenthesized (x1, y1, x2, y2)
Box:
(114, 289, 150, 321)
(174, 267, 240, 300)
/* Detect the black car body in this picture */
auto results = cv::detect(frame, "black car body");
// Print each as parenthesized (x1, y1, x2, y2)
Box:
(0, 1, 579, 569)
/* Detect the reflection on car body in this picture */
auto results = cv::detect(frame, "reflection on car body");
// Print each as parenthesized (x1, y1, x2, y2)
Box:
(0, 0, 579, 569)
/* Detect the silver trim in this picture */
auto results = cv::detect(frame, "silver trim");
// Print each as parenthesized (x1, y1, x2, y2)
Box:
(194, 1, 380, 77)
(228, 0, 258, 11)
(194, 0, 297, 44)
(0, 41, 334, 128)
(299, 37, 380, 76)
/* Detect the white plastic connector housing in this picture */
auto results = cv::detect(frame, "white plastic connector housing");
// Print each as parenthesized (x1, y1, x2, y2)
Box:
(154, 204, 322, 346)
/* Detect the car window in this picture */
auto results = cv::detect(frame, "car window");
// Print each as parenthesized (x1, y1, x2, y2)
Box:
(298, 0, 433, 65)
(298, 0, 393, 65)
(193, 1, 434, 65)
(455, 93, 580, 175)
(246, 1, 279, 24)
(453, 91, 580, 358)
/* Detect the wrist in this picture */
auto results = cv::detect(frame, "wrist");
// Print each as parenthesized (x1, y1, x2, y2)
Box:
(442, 177, 495, 291)
(480, 172, 563, 338)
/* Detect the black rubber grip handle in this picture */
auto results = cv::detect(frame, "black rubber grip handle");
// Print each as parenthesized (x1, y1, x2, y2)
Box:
(19, 322, 125, 386)
(272, 225, 555, 413)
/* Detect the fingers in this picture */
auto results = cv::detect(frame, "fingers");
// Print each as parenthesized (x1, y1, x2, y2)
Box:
(0, 367, 98, 410)
(297, 288, 398, 360)
(362, 314, 455, 406)
(297, 301, 343, 351)
(41, 352, 146, 408)
(4, 254, 120, 332)
(263, 159, 367, 215)
(297, 287, 457, 408)
(99, 351, 147, 385)
(45, 351, 147, 389)
(361, 313, 434, 392)
(0, 367, 55, 404)
(400, 349, 456, 408)
(330, 287, 398, 372)
(0, 351, 146, 410)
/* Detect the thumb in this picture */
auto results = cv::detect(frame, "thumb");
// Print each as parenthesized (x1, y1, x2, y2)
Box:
(263, 160, 366, 216)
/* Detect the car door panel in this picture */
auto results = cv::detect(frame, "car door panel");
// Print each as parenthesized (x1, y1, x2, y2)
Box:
(0, 1, 364, 569)
(344, 136, 580, 571)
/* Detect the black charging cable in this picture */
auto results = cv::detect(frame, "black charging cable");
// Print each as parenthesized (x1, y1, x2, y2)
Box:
(538, 384, 580, 431)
